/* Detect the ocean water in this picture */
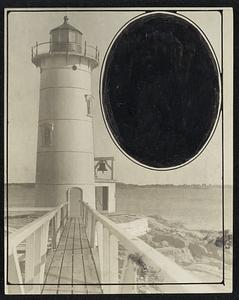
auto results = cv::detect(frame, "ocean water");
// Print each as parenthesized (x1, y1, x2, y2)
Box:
(116, 184, 233, 231)
(6, 184, 36, 207)
(6, 184, 233, 231)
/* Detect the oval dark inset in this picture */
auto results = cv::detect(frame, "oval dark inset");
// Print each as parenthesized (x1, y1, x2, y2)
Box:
(101, 12, 221, 169)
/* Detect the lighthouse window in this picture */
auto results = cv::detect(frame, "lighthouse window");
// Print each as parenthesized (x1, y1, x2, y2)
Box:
(44, 128, 51, 146)
(85, 95, 93, 117)
(40, 123, 54, 147)
(87, 101, 91, 116)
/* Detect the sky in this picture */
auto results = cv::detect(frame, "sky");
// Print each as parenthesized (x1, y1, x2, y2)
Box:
(6, 9, 233, 185)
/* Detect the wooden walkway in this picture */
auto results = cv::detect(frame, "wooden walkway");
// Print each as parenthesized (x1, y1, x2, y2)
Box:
(42, 217, 102, 294)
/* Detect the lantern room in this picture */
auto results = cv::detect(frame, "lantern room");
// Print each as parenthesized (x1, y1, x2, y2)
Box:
(50, 16, 83, 53)
(32, 16, 99, 68)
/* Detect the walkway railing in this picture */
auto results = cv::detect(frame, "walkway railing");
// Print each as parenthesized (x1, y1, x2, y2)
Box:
(6, 200, 219, 294)
(80, 200, 218, 294)
(7, 203, 68, 294)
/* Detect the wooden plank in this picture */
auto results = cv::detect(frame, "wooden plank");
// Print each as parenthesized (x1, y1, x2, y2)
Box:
(44, 220, 69, 275)
(45, 266, 61, 284)
(59, 245, 72, 283)
(74, 229, 82, 247)
(57, 221, 71, 250)
(73, 252, 85, 281)
(81, 238, 89, 249)
(73, 218, 85, 282)
(42, 219, 71, 294)
(79, 224, 89, 249)
(84, 252, 102, 294)
(50, 251, 64, 267)
(66, 237, 74, 250)
(74, 219, 81, 250)
(57, 241, 67, 251)
(72, 218, 87, 294)
(43, 254, 63, 286)
(79, 222, 96, 280)
(43, 216, 102, 294)
(62, 250, 72, 267)
(74, 239, 81, 250)
(68, 221, 75, 237)
(79, 218, 102, 294)
(65, 219, 74, 250)
(59, 267, 72, 283)
(60, 220, 74, 287)
(58, 218, 73, 288)
(44, 252, 63, 284)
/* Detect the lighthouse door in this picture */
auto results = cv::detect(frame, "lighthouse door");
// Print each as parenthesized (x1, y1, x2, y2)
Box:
(95, 186, 109, 212)
(68, 187, 83, 217)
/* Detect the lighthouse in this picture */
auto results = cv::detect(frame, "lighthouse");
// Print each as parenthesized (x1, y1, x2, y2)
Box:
(32, 17, 99, 209)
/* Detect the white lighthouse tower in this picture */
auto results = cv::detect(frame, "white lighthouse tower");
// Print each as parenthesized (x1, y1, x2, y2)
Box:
(32, 16, 99, 208)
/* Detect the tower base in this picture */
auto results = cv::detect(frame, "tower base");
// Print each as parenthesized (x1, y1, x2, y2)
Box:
(35, 183, 95, 208)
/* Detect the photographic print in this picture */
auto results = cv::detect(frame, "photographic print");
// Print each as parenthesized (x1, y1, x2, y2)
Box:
(5, 7, 233, 294)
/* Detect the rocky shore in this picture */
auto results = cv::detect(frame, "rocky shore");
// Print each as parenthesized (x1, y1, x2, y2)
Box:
(108, 213, 232, 293)
(140, 215, 232, 281)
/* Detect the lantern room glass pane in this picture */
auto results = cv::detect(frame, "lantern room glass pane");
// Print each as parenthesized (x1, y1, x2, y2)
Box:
(69, 31, 76, 42)
(75, 32, 82, 44)
(75, 33, 82, 52)
(59, 30, 68, 43)
(51, 31, 60, 43)
(69, 31, 77, 51)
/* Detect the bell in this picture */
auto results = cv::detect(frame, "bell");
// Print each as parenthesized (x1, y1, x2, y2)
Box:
(97, 161, 107, 173)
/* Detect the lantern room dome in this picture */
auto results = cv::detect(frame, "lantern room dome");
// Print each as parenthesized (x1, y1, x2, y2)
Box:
(50, 16, 82, 35)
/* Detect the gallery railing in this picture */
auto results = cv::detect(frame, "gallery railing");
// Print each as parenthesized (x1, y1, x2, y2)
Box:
(6, 203, 68, 294)
(31, 41, 99, 65)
